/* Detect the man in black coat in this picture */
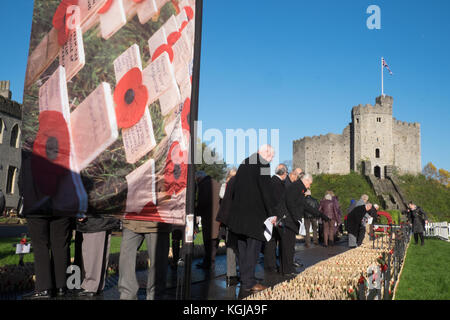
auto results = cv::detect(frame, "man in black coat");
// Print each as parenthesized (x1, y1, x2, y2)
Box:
(277, 174, 330, 277)
(226, 145, 276, 295)
(347, 203, 372, 248)
(406, 202, 428, 245)
(264, 164, 287, 273)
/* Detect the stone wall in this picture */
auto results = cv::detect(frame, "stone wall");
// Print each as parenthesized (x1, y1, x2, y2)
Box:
(392, 119, 421, 174)
(292, 95, 421, 177)
(0, 95, 22, 210)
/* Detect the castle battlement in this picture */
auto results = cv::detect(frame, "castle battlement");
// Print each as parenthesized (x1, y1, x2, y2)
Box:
(293, 95, 421, 178)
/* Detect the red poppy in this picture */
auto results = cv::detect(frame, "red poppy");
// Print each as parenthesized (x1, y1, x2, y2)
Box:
(164, 141, 188, 195)
(181, 98, 191, 132)
(125, 201, 164, 221)
(358, 276, 365, 285)
(152, 44, 174, 63)
(179, 21, 188, 33)
(114, 67, 148, 129)
(382, 264, 388, 272)
(98, 0, 113, 14)
(20, 238, 27, 245)
(184, 6, 194, 21)
(133, 0, 145, 2)
(31, 111, 71, 196)
(167, 31, 181, 46)
(53, 0, 79, 46)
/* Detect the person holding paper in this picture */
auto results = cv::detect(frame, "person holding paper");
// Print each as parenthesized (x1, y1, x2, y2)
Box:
(347, 202, 373, 248)
(406, 202, 428, 246)
(280, 174, 331, 278)
(303, 189, 320, 247)
(226, 145, 276, 297)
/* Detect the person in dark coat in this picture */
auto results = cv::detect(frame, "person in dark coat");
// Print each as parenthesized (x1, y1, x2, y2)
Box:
(226, 145, 276, 295)
(303, 189, 320, 247)
(263, 164, 287, 273)
(216, 169, 238, 286)
(195, 171, 221, 269)
(347, 203, 372, 248)
(284, 167, 302, 189)
(406, 202, 428, 245)
(276, 174, 330, 277)
(319, 194, 340, 247)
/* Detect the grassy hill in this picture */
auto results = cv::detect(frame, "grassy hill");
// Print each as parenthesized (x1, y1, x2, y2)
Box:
(310, 172, 379, 219)
(397, 174, 450, 221)
(310, 172, 450, 223)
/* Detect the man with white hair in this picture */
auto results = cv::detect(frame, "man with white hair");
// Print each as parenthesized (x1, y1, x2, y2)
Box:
(285, 167, 303, 188)
(226, 145, 277, 297)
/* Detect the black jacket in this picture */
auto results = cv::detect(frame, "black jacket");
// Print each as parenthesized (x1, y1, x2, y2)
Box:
(216, 176, 236, 226)
(227, 153, 275, 241)
(276, 180, 329, 234)
(271, 175, 286, 207)
(346, 205, 367, 236)
(76, 215, 121, 233)
(304, 195, 320, 219)
(407, 206, 428, 233)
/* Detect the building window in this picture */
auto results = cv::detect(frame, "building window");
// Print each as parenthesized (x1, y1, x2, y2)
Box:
(6, 166, 17, 194)
(317, 162, 320, 169)
(377, 117, 382, 122)
(376, 148, 380, 158)
(10, 124, 20, 148)
(356, 118, 359, 123)
(0, 118, 4, 144)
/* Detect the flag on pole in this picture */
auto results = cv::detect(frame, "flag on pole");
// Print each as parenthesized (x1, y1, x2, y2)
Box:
(382, 58, 393, 75)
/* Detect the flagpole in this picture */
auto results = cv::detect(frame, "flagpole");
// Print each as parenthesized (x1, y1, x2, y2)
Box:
(381, 57, 384, 97)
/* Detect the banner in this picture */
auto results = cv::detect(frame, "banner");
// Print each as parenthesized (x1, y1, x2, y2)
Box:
(21, 0, 200, 225)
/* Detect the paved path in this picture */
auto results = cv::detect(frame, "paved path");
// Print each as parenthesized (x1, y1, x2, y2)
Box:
(9, 236, 349, 300)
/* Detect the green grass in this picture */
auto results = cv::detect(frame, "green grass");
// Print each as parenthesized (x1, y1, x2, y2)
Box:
(311, 172, 379, 221)
(398, 174, 450, 221)
(0, 230, 204, 267)
(395, 238, 450, 300)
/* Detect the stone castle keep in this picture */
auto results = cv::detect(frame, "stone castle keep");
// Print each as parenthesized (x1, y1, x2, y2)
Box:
(293, 95, 421, 179)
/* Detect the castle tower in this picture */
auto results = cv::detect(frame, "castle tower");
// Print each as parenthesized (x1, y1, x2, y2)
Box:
(0, 80, 12, 99)
(351, 95, 394, 178)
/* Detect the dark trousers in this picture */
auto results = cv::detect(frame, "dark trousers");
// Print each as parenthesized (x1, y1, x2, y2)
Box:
(263, 228, 280, 271)
(27, 216, 72, 292)
(357, 225, 366, 246)
(414, 232, 425, 245)
(279, 227, 296, 275)
(237, 235, 262, 290)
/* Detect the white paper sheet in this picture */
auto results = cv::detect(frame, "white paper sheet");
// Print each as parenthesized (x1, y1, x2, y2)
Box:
(264, 216, 276, 241)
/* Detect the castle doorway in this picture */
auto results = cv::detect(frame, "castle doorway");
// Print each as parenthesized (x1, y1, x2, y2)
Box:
(374, 165, 381, 178)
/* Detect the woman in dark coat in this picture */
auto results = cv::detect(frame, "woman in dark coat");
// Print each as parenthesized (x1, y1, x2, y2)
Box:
(406, 202, 428, 245)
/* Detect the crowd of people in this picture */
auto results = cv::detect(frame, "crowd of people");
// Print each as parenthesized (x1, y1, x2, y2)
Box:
(16, 144, 430, 300)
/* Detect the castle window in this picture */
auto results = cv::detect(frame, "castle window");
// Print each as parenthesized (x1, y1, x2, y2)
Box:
(6, 166, 17, 194)
(377, 117, 382, 122)
(356, 118, 359, 123)
(317, 162, 320, 170)
(376, 148, 380, 158)
(10, 124, 20, 148)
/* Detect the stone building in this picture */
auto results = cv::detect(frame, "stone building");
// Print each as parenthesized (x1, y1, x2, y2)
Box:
(293, 95, 421, 179)
(0, 81, 22, 211)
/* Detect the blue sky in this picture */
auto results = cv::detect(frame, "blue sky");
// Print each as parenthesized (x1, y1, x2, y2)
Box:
(1, 0, 449, 171)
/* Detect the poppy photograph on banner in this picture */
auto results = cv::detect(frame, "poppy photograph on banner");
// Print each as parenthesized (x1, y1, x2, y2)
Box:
(22, 0, 198, 225)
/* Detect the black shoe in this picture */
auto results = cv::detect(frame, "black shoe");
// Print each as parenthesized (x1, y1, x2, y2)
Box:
(56, 287, 67, 297)
(226, 276, 239, 287)
(25, 290, 52, 300)
(283, 272, 299, 279)
(76, 289, 97, 297)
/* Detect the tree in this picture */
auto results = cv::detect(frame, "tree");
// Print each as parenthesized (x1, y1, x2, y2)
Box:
(194, 142, 228, 182)
(437, 168, 449, 187)
(423, 162, 438, 180)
